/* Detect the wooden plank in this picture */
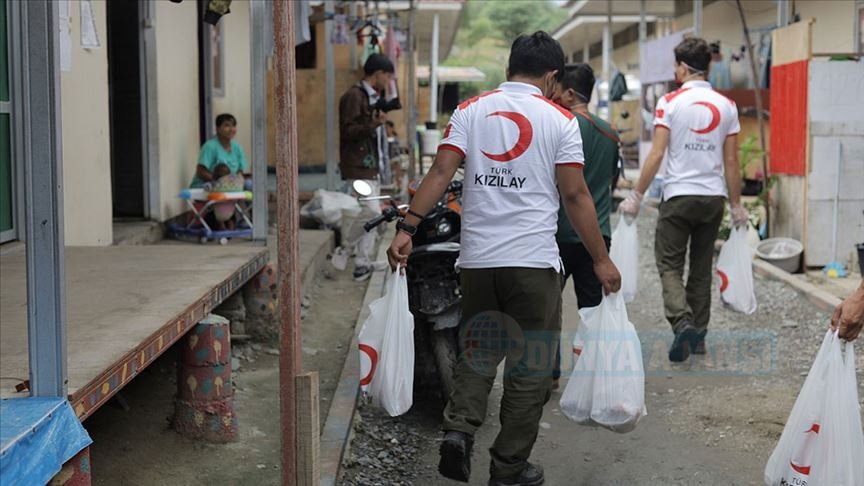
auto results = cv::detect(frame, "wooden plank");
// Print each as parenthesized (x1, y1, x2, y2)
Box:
(0, 245, 267, 416)
(771, 20, 813, 67)
(295, 372, 321, 486)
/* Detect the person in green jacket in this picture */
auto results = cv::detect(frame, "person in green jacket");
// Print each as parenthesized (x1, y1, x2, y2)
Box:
(552, 64, 620, 388)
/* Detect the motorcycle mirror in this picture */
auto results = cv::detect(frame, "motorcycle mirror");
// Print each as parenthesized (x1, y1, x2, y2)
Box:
(352, 180, 374, 197)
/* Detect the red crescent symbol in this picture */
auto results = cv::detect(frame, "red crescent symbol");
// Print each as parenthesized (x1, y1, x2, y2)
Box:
(717, 270, 729, 292)
(790, 462, 811, 476)
(690, 101, 721, 134)
(481, 111, 533, 162)
(358, 344, 378, 386)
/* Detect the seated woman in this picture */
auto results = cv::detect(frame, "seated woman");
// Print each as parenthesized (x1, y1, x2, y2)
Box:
(191, 113, 250, 230)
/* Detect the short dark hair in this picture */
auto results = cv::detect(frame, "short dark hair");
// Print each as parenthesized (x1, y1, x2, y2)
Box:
(215, 113, 237, 127)
(560, 63, 595, 103)
(508, 31, 565, 81)
(674, 37, 712, 72)
(363, 54, 395, 76)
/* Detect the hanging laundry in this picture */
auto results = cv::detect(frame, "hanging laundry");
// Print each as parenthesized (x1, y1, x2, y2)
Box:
(332, 14, 350, 45)
(295, 0, 312, 45)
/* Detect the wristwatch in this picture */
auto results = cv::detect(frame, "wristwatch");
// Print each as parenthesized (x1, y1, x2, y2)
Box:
(396, 219, 418, 236)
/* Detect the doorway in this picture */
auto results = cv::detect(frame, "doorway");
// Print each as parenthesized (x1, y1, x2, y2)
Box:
(107, 0, 145, 219)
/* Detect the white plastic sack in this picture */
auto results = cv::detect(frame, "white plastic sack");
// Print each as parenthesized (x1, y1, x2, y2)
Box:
(560, 292, 646, 433)
(716, 226, 757, 314)
(357, 269, 414, 416)
(609, 216, 639, 303)
(300, 189, 361, 228)
(765, 330, 864, 486)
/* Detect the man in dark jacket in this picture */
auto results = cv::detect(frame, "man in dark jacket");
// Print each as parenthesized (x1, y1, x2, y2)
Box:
(339, 54, 394, 281)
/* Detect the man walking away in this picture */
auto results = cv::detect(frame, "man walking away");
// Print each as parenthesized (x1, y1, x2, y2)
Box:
(387, 32, 621, 485)
(339, 53, 394, 281)
(551, 63, 620, 389)
(620, 37, 746, 362)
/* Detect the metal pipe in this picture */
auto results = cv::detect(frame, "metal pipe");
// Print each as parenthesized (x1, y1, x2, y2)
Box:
(22, 0, 67, 397)
(325, 0, 337, 190)
(602, 1, 612, 121)
(406, 0, 417, 182)
(251, 0, 268, 241)
(273, 0, 302, 482)
(776, 0, 790, 27)
(694, 0, 703, 36)
(583, 39, 589, 63)
(429, 13, 439, 125)
(639, 0, 647, 45)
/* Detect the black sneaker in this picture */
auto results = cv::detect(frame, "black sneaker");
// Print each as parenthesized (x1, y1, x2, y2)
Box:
(693, 332, 707, 355)
(668, 321, 698, 362)
(489, 463, 545, 486)
(439, 430, 473, 482)
(352, 266, 372, 282)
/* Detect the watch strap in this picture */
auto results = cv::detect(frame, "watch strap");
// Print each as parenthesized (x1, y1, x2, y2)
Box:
(396, 219, 418, 236)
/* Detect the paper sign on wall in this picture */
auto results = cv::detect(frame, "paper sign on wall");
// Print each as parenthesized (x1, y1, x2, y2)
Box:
(59, 0, 71, 71)
(80, 0, 100, 49)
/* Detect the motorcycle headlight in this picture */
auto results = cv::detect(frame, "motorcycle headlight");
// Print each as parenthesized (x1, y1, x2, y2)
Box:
(436, 220, 452, 236)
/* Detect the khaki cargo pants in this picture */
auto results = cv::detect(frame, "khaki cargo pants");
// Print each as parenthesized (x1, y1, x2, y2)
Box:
(654, 195, 725, 332)
(442, 267, 562, 477)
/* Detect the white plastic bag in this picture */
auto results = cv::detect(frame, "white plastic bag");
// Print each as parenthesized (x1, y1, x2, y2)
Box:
(560, 292, 646, 433)
(609, 216, 639, 303)
(300, 189, 361, 228)
(357, 269, 414, 416)
(765, 330, 864, 486)
(716, 226, 757, 314)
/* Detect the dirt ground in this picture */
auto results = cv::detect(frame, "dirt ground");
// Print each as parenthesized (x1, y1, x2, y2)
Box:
(340, 212, 864, 486)
(86, 259, 368, 486)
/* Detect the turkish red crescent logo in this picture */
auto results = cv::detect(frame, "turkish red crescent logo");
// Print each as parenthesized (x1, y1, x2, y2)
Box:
(717, 270, 729, 292)
(690, 101, 721, 134)
(443, 123, 452, 139)
(481, 111, 533, 162)
(655, 108, 665, 118)
(790, 422, 820, 476)
(358, 344, 378, 386)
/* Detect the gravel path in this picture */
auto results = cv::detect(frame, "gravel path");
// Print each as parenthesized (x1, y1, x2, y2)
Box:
(340, 211, 863, 485)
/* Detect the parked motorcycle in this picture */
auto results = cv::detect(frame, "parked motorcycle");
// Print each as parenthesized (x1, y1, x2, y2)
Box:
(354, 179, 463, 401)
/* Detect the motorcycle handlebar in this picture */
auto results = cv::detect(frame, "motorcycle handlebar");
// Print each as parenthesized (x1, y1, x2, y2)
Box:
(363, 213, 389, 232)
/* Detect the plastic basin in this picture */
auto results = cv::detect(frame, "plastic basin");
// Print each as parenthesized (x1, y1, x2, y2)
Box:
(755, 238, 803, 273)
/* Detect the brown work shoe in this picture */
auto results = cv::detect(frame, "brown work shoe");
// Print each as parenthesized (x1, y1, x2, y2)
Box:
(489, 463, 545, 486)
(693, 332, 707, 355)
(669, 321, 698, 362)
(439, 430, 473, 482)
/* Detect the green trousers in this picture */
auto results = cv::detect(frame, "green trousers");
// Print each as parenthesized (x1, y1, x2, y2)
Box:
(655, 195, 725, 332)
(442, 267, 562, 477)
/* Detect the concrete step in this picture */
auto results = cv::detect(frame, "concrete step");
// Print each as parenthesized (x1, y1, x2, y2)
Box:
(113, 221, 163, 245)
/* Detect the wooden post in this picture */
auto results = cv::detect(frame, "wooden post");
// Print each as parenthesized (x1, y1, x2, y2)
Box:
(295, 372, 321, 485)
(736, 0, 770, 233)
(273, 0, 302, 484)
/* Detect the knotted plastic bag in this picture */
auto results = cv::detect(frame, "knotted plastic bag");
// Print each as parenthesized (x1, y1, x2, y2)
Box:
(357, 269, 414, 416)
(765, 330, 864, 486)
(716, 226, 757, 314)
(560, 292, 646, 433)
(609, 216, 639, 303)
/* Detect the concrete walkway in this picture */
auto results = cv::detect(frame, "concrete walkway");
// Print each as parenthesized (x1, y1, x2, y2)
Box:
(341, 212, 862, 486)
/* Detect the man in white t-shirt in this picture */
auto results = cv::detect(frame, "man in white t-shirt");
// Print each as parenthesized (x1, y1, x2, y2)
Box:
(387, 32, 620, 485)
(620, 37, 746, 362)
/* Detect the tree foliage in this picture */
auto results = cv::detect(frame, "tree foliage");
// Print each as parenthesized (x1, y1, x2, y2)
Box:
(487, 1, 559, 43)
(444, 0, 564, 97)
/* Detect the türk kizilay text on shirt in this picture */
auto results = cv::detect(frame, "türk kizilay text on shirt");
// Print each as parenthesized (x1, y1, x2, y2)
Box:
(653, 80, 741, 200)
(438, 81, 584, 270)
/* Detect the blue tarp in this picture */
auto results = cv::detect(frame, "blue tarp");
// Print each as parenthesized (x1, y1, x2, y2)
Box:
(0, 397, 92, 486)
